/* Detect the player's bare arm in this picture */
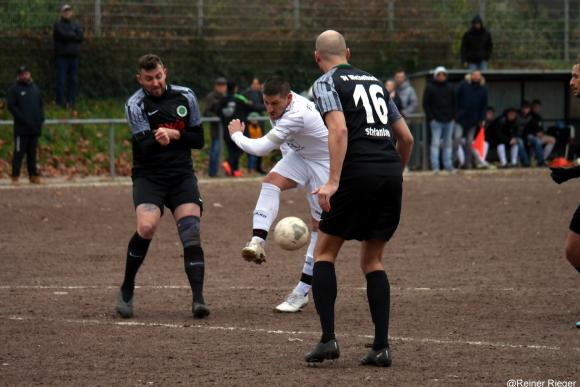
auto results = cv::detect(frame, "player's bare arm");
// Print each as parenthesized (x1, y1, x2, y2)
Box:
(314, 110, 347, 212)
(390, 118, 414, 167)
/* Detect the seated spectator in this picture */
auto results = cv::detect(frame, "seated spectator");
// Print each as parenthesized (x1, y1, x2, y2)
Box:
(488, 108, 521, 167)
(515, 101, 533, 167)
(524, 99, 555, 165)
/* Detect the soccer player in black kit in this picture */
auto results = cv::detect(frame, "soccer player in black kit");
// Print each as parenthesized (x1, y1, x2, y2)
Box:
(116, 54, 209, 319)
(305, 31, 414, 366)
(550, 61, 580, 328)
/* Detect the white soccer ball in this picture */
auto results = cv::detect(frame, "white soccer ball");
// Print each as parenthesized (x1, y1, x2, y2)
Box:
(273, 216, 310, 251)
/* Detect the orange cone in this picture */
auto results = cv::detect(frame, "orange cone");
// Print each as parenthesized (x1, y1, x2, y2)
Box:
(473, 125, 486, 160)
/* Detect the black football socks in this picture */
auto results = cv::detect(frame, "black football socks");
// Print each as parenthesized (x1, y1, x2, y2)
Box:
(184, 246, 205, 304)
(312, 261, 337, 343)
(366, 270, 390, 351)
(121, 232, 151, 302)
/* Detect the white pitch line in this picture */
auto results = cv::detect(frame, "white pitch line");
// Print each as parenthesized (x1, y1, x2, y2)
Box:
(0, 285, 578, 294)
(3, 315, 578, 353)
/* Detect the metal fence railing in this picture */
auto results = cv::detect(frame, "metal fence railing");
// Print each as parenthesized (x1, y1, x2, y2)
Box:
(0, 113, 428, 178)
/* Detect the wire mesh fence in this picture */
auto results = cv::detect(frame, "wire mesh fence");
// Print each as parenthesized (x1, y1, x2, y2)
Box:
(0, 0, 579, 99)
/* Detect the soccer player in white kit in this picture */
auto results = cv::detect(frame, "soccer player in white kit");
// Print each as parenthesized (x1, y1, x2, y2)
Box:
(227, 76, 329, 313)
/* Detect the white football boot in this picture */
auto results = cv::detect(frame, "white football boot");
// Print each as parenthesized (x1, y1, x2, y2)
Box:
(275, 291, 309, 312)
(241, 240, 266, 264)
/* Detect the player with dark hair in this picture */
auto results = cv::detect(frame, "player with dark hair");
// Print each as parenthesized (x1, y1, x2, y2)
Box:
(116, 54, 209, 319)
(227, 75, 330, 313)
(305, 30, 414, 366)
(550, 61, 580, 328)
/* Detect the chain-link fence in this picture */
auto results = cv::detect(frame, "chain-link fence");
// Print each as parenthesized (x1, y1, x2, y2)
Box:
(1, 0, 579, 99)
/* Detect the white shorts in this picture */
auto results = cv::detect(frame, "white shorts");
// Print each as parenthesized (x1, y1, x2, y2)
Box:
(271, 150, 329, 221)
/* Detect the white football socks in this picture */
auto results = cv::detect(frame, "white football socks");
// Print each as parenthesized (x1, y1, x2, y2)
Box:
(294, 231, 317, 296)
(252, 183, 281, 243)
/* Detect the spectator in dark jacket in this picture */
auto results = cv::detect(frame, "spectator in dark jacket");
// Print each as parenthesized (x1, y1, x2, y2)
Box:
(53, 4, 83, 108)
(218, 81, 252, 177)
(524, 99, 555, 165)
(456, 70, 488, 168)
(460, 15, 492, 71)
(423, 66, 455, 173)
(489, 108, 521, 167)
(7, 66, 45, 185)
(244, 77, 266, 174)
(385, 80, 403, 113)
(204, 77, 227, 177)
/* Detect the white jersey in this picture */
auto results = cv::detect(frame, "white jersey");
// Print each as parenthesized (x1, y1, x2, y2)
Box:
(267, 92, 329, 161)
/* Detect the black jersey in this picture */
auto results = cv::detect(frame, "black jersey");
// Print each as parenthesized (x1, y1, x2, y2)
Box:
(312, 64, 403, 178)
(125, 84, 203, 178)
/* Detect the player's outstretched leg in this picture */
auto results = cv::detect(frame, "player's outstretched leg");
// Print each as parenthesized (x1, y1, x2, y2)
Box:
(276, 231, 317, 312)
(117, 232, 152, 318)
(177, 215, 210, 319)
(242, 182, 281, 264)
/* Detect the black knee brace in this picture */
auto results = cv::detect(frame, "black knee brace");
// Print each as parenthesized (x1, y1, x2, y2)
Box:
(177, 216, 204, 276)
(177, 216, 201, 248)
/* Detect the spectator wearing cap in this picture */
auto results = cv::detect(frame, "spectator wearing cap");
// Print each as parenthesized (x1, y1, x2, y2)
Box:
(204, 77, 227, 177)
(53, 4, 83, 108)
(7, 66, 45, 185)
(460, 15, 493, 71)
(246, 112, 266, 174)
(423, 66, 456, 173)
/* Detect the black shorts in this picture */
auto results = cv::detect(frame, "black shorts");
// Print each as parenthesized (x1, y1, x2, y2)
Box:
(132, 174, 203, 215)
(320, 175, 402, 241)
(570, 204, 580, 234)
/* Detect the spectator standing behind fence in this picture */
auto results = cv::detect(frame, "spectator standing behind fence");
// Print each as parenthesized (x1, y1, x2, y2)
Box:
(218, 80, 252, 177)
(385, 80, 403, 113)
(53, 4, 83, 109)
(244, 77, 267, 174)
(394, 69, 419, 169)
(7, 66, 45, 185)
(423, 66, 455, 173)
(460, 15, 492, 71)
(456, 69, 488, 169)
(394, 70, 417, 117)
(203, 77, 227, 177)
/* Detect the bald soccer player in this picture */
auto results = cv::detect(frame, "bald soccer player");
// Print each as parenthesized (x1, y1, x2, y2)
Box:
(305, 30, 414, 366)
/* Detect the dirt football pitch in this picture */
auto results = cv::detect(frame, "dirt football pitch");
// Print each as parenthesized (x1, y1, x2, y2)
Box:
(0, 170, 578, 386)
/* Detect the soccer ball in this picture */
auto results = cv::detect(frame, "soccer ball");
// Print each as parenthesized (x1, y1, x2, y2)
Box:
(273, 217, 310, 251)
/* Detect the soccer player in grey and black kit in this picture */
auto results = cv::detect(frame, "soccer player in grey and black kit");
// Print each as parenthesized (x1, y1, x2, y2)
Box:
(305, 31, 414, 366)
(116, 54, 209, 319)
